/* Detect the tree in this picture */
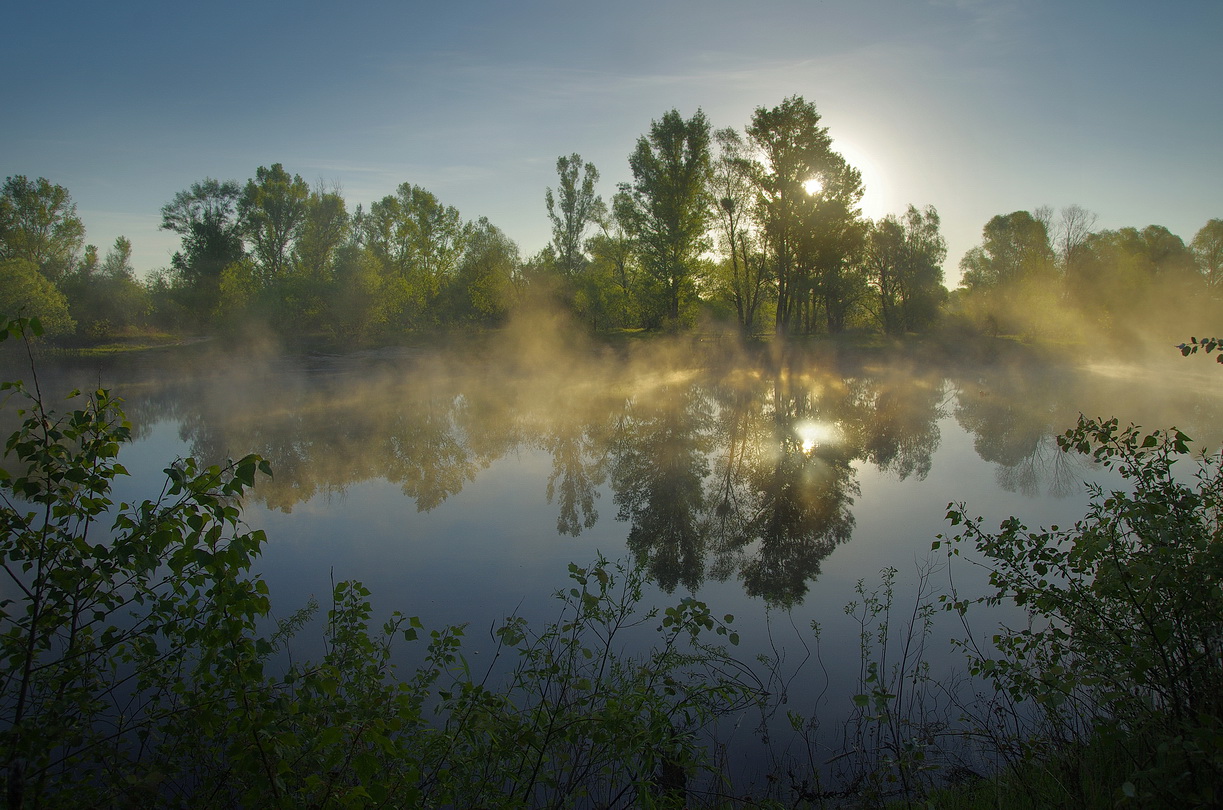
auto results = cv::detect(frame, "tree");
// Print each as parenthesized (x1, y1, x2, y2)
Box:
(63, 236, 150, 336)
(449, 217, 519, 323)
(587, 193, 641, 329)
(294, 183, 350, 282)
(1191, 219, 1223, 290)
(802, 153, 868, 334)
(710, 128, 769, 333)
(0, 258, 76, 335)
(160, 178, 245, 320)
(0, 176, 86, 284)
(746, 96, 865, 335)
(545, 154, 603, 280)
(1051, 204, 1098, 272)
(959, 210, 1055, 292)
(239, 163, 310, 285)
(330, 243, 388, 340)
(864, 205, 947, 334)
(282, 184, 351, 330)
(362, 183, 469, 328)
(618, 109, 713, 327)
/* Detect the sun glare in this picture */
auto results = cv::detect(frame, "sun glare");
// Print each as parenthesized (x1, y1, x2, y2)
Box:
(795, 420, 839, 454)
(802, 177, 823, 196)
(831, 139, 888, 221)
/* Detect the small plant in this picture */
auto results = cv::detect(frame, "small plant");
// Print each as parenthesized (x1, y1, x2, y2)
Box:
(424, 556, 763, 809)
(938, 414, 1223, 807)
(835, 564, 954, 807)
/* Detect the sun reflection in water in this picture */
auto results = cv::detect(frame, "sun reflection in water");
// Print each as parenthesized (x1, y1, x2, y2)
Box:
(795, 420, 839, 453)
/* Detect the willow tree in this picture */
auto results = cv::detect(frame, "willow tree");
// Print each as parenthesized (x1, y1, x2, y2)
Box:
(617, 109, 712, 327)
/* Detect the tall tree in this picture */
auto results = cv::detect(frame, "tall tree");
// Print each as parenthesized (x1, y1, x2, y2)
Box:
(363, 183, 469, 327)
(801, 153, 868, 333)
(545, 154, 603, 280)
(1052, 204, 1098, 272)
(746, 96, 863, 334)
(0, 176, 86, 284)
(63, 236, 149, 335)
(294, 184, 350, 282)
(239, 163, 310, 285)
(710, 128, 769, 333)
(587, 192, 640, 328)
(618, 109, 713, 326)
(449, 217, 519, 323)
(160, 178, 245, 319)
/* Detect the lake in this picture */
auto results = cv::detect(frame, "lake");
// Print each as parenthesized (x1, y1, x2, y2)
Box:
(5, 323, 1221, 787)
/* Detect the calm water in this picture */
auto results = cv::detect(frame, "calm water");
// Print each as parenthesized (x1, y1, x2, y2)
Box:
(5, 329, 1221, 779)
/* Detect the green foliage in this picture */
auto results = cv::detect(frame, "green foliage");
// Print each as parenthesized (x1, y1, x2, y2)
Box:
(0, 177, 86, 285)
(61, 236, 152, 337)
(546, 154, 603, 281)
(1192, 219, 1223, 289)
(864, 205, 947, 334)
(426, 556, 758, 808)
(958, 211, 1054, 293)
(361, 183, 470, 330)
(938, 415, 1223, 806)
(840, 566, 946, 805)
(160, 178, 245, 322)
(618, 108, 714, 327)
(0, 316, 276, 806)
(239, 163, 311, 285)
(0, 260, 76, 336)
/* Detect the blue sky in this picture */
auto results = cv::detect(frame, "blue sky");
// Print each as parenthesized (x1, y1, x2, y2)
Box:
(3, 0, 1220, 284)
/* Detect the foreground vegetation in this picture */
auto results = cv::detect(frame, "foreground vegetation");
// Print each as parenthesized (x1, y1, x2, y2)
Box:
(2, 314, 1221, 808)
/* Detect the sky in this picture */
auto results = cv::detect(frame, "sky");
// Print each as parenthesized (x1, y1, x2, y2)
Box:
(3, 0, 1220, 286)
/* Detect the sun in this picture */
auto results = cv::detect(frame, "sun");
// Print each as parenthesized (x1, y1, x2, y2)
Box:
(802, 177, 824, 196)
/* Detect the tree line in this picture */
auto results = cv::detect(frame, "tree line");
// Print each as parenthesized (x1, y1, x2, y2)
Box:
(955, 205, 1223, 346)
(3, 95, 1220, 343)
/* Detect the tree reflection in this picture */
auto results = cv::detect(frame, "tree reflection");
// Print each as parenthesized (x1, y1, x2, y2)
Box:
(707, 367, 859, 607)
(611, 383, 713, 592)
(858, 370, 945, 481)
(952, 365, 1084, 497)
(26, 342, 1178, 606)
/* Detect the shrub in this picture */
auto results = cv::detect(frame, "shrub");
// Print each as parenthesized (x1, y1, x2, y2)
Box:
(939, 415, 1223, 806)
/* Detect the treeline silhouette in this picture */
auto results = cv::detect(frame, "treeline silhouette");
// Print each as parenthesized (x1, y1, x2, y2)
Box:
(2, 97, 1220, 344)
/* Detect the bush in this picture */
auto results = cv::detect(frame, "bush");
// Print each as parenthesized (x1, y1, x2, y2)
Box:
(939, 415, 1223, 806)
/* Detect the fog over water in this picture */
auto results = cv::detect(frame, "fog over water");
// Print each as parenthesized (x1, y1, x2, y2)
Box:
(3, 320, 1221, 778)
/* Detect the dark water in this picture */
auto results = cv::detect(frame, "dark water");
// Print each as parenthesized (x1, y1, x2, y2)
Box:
(5, 333, 1221, 780)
